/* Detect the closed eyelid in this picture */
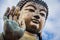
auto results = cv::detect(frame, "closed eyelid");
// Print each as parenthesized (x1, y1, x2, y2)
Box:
(40, 9, 47, 13)
(40, 10, 46, 15)
(40, 11, 46, 14)
(40, 11, 46, 17)
(40, 11, 46, 15)
(25, 9, 35, 12)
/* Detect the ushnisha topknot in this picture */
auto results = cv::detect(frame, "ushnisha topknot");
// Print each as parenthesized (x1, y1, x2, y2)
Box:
(17, 0, 48, 20)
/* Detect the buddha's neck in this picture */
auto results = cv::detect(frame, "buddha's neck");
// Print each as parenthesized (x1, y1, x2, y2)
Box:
(24, 31, 42, 40)
(25, 31, 37, 37)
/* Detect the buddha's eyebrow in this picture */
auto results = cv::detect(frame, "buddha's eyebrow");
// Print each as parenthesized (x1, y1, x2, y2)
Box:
(40, 9, 47, 13)
(26, 5, 36, 10)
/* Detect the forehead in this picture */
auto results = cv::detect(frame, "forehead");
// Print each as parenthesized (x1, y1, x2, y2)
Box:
(23, 2, 47, 11)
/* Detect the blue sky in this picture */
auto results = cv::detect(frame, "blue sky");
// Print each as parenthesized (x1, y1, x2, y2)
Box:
(0, 0, 60, 40)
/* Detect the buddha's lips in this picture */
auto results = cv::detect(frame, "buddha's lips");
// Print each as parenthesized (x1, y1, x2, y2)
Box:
(31, 19, 40, 24)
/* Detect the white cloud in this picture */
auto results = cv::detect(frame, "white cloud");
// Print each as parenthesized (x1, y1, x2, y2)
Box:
(42, 0, 60, 40)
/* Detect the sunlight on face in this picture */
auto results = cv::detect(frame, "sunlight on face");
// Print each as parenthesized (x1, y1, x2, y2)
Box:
(19, 2, 47, 34)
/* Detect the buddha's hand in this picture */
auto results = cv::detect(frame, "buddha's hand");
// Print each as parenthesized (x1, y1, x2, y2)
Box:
(3, 6, 26, 40)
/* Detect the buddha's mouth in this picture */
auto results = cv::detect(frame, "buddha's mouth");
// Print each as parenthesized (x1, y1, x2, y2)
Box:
(31, 19, 40, 24)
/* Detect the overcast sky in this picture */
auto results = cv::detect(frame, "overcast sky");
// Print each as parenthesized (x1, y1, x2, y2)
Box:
(0, 0, 60, 40)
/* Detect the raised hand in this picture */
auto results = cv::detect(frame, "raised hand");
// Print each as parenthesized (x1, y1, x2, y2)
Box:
(3, 6, 20, 21)
(3, 6, 26, 40)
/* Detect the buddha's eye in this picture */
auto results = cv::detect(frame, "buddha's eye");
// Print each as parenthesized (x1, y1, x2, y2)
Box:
(25, 9, 35, 12)
(40, 13, 45, 17)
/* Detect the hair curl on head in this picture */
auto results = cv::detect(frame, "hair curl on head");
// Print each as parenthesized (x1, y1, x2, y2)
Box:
(17, 0, 48, 20)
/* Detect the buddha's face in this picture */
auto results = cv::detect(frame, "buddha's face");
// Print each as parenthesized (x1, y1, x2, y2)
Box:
(19, 2, 47, 34)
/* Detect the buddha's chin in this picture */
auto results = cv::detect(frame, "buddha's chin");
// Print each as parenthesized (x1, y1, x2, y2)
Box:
(26, 23, 39, 34)
(26, 26, 39, 34)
